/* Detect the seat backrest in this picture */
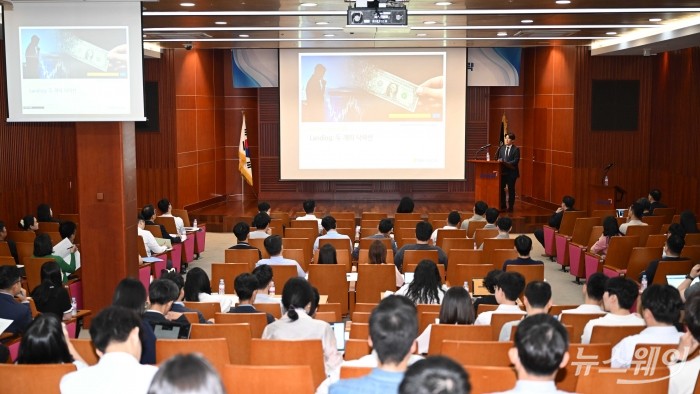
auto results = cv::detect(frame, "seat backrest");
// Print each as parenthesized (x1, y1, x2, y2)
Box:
(490, 313, 525, 341)
(225, 248, 260, 268)
(316, 303, 342, 320)
(313, 311, 337, 323)
(253, 303, 282, 319)
(463, 365, 517, 394)
(291, 220, 319, 230)
(440, 340, 512, 366)
(436, 229, 467, 248)
(394, 213, 423, 221)
(357, 249, 394, 265)
(442, 238, 474, 255)
(428, 324, 491, 355)
(632, 343, 678, 364)
(15, 242, 35, 267)
(307, 264, 350, 315)
(447, 249, 483, 265)
(587, 226, 604, 248)
(489, 249, 518, 270)
(559, 211, 589, 236)
(154, 216, 178, 235)
(282, 238, 311, 268)
(269, 264, 299, 291)
(283, 227, 317, 242)
(0, 242, 10, 257)
(351, 311, 371, 324)
(269, 212, 291, 229)
(505, 264, 544, 286)
(570, 217, 602, 245)
(681, 245, 700, 264)
(428, 212, 450, 222)
(556, 343, 613, 392)
(339, 365, 373, 379)
(641, 215, 666, 228)
(215, 312, 269, 338)
(137, 235, 148, 257)
(575, 366, 669, 394)
(476, 303, 499, 315)
(358, 237, 391, 251)
(170, 208, 192, 227)
(69, 339, 99, 366)
(250, 338, 326, 388)
(359, 227, 379, 238)
(559, 313, 606, 343)
(625, 225, 656, 247)
(317, 237, 352, 253)
(646, 234, 667, 247)
(7, 231, 35, 243)
(0, 256, 15, 267)
(353, 303, 378, 313)
(474, 228, 499, 248)
(590, 325, 645, 345)
(222, 365, 315, 394)
(623, 247, 663, 280)
(653, 259, 694, 285)
(356, 264, 396, 303)
(466, 221, 488, 238)
(0, 363, 76, 394)
(156, 338, 230, 374)
(329, 212, 356, 221)
(547, 305, 580, 316)
(361, 212, 387, 221)
(419, 311, 440, 333)
(25, 257, 54, 292)
(604, 235, 640, 270)
(344, 340, 372, 361)
(283, 249, 307, 272)
(182, 301, 220, 321)
(454, 264, 494, 289)
(189, 323, 252, 364)
(248, 238, 269, 259)
(482, 238, 515, 266)
(590, 210, 615, 219)
(210, 263, 248, 294)
(349, 323, 369, 340)
(685, 233, 700, 247)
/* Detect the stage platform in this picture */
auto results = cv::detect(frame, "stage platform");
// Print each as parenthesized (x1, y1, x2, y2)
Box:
(190, 199, 553, 233)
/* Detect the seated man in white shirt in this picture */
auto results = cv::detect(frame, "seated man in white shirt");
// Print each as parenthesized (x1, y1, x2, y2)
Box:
(483, 208, 500, 229)
(619, 202, 647, 235)
(610, 284, 683, 368)
(559, 272, 606, 317)
(461, 200, 488, 229)
(430, 210, 461, 245)
(495, 314, 570, 394)
(249, 212, 272, 239)
(296, 199, 323, 234)
(581, 276, 645, 344)
(669, 292, 700, 394)
(157, 198, 187, 238)
(474, 271, 526, 326)
(499, 281, 552, 341)
(60, 306, 159, 394)
(478, 216, 511, 250)
(314, 215, 353, 253)
(255, 235, 306, 277)
(137, 215, 167, 257)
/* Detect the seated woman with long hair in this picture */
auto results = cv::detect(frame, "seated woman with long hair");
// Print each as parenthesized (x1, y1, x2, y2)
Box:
(32, 233, 77, 283)
(680, 210, 699, 234)
(31, 260, 72, 320)
(395, 259, 446, 304)
(591, 216, 622, 257)
(317, 243, 337, 264)
(396, 196, 415, 213)
(262, 277, 342, 374)
(112, 278, 156, 365)
(415, 286, 475, 354)
(368, 240, 404, 287)
(37, 203, 60, 223)
(16, 314, 86, 368)
(183, 267, 233, 313)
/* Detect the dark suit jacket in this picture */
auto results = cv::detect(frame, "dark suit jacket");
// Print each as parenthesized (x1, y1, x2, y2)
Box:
(497, 144, 520, 178)
(640, 256, 687, 284)
(0, 293, 32, 334)
(171, 302, 208, 323)
(143, 309, 190, 327)
(229, 304, 275, 324)
(502, 257, 544, 271)
(145, 220, 182, 243)
(228, 242, 262, 259)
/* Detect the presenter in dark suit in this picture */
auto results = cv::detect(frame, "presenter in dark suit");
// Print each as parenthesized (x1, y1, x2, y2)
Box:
(497, 132, 520, 212)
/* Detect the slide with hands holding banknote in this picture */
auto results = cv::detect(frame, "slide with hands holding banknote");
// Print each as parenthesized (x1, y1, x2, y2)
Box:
(280, 49, 466, 181)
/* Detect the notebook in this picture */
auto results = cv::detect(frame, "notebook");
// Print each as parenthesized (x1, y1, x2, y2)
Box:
(153, 322, 191, 339)
(472, 278, 491, 296)
(666, 274, 699, 289)
(330, 322, 346, 351)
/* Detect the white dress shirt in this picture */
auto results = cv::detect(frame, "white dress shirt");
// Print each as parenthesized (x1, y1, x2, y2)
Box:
(297, 214, 323, 233)
(558, 304, 604, 318)
(256, 255, 306, 277)
(314, 230, 353, 252)
(430, 225, 459, 245)
(669, 353, 700, 394)
(610, 325, 682, 368)
(60, 352, 158, 394)
(137, 227, 166, 257)
(474, 304, 525, 326)
(580, 313, 645, 344)
(619, 219, 647, 235)
(160, 212, 186, 236)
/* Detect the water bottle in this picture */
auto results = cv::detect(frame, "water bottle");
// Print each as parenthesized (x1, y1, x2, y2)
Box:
(463, 281, 469, 293)
(604, 175, 609, 186)
(192, 219, 197, 228)
(641, 274, 648, 292)
(71, 297, 77, 316)
(218, 279, 225, 295)
(486, 152, 490, 161)
(269, 280, 276, 296)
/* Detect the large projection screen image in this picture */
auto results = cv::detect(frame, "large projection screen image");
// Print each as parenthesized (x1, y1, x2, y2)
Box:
(280, 48, 466, 180)
(4, 2, 145, 122)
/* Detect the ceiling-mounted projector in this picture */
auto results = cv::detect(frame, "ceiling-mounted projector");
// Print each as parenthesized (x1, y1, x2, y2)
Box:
(347, 1, 407, 26)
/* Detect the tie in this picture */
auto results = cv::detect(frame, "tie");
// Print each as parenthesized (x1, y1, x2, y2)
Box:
(505, 146, 510, 158)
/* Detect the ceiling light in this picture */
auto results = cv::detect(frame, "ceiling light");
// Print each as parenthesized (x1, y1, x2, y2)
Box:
(606, 31, 617, 35)
(497, 32, 508, 36)
(215, 21, 227, 25)
(180, 2, 195, 6)
(521, 19, 534, 24)
(435, 1, 452, 5)
(648, 18, 662, 22)
(555, 0, 571, 4)
(417, 33, 428, 37)
(300, 2, 317, 6)
(423, 21, 437, 25)
(239, 34, 249, 38)
(323, 34, 335, 37)
(315, 21, 329, 25)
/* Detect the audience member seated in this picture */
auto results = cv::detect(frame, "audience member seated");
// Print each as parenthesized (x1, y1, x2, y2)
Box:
(229, 273, 275, 324)
(395, 222, 448, 271)
(147, 353, 225, 394)
(228, 221, 262, 259)
(499, 281, 552, 341)
(483, 208, 500, 230)
(258, 201, 271, 215)
(680, 210, 699, 234)
(255, 235, 306, 277)
(329, 295, 419, 394)
(137, 214, 168, 257)
(32, 233, 77, 283)
(590, 216, 621, 257)
(112, 278, 156, 365)
(479, 216, 512, 250)
(157, 198, 187, 238)
(143, 279, 191, 329)
(18, 215, 39, 232)
(472, 269, 501, 312)
(499, 314, 570, 393)
(395, 260, 447, 305)
(352, 218, 397, 259)
(667, 223, 686, 240)
(249, 212, 272, 239)
(184, 267, 234, 313)
(619, 202, 647, 235)
(251, 265, 280, 305)
(581, 276, 644, 344)
(368, 240, 404, 288)
(396, 196, 415, 213)
(142, 204, 183, 244)
(639, 234, 685, 284)
(262, 277, 342, 375)
(0, 265, 31, 334)
(416, 286, 475, 354)
(55, 221, 81, 271)
(502, 235, 543, 271)
(559, 272, 606, 316)
(297, 199, 323, 233)
(37, 203, 60, 223)
(430, 211, 461, 245)
(461, 201, 488, 229)
(474, 271, 526, 326)
(160, 270, 210, 324)
(534, 195, 575, 247)
(610, 284, 683, 368)
(0, 220, 19, 265)
(398, 356, 471, 394)
(647, 189, 666, 215)
(637, 197, 651, 216)
(16, 313, 86, 368)
(60, 306, 159, 393)
(314, 216, 353, 253)
(30, 261, 72, 320)
(669, 292, 700, 393)
(317, 244, 338, 265)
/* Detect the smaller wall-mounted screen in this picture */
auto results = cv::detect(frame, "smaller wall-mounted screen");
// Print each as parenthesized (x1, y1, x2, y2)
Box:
(591, 80, 640, 131)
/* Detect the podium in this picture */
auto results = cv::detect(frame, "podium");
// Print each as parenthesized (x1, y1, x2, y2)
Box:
(588, 184, 615, 214)
(468, 160, 502, 209)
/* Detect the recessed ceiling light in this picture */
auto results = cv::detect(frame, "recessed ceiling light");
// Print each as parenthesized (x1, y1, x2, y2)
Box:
(521, 19, 534, 24)
(423, 21, 437, 25)
(215, 21, 227, 25)
(300, 2, 317, 6)
(606, 31, 617, 35)
(435, 1, 452, 5)
(648, 18, 662, 22)
(180, 2, 195, 6)
(316, 21, 329, 25)
(323, 34, 335, 37)
(239, 34, 249, 38)
(497, 32, 508, 36)
(555, 0, 571, 4)
(417, 33, 428, 37)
